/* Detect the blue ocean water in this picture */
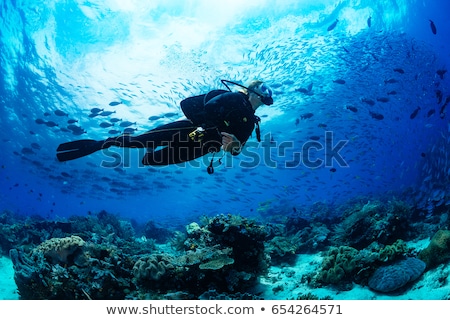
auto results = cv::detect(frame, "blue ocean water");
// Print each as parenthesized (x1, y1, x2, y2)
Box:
(1, 0, 450, 300)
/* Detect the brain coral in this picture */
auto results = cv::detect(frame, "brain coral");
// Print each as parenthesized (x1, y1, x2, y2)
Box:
(368, 257, 426, 293)
(33, 235, 85, 264)
(133, 254, 174, 282)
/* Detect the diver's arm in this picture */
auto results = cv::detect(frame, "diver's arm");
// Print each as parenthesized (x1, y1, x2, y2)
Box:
(221, 132, 242, 155)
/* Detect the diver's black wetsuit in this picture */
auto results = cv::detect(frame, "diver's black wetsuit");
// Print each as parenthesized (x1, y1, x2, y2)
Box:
(108, 90, 259, 165)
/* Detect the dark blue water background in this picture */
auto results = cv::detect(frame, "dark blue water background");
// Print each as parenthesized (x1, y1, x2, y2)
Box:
(1, 0, 449, 227)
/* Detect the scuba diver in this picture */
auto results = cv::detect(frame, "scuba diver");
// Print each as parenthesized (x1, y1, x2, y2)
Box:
(56, 79, 273, 172)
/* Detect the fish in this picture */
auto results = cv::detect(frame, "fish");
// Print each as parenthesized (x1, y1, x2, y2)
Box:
(436, 69, 447, 80)
(109, 101, 122, 106)
(35, 118, 46, 125)
(99, 122, 114, 128)
(163, 112, 177, 118)
(330, 168, 337, 172)
(60, 172, 72, 178)
(439, 96, 450, 119)
(427, 109, 435, 117)
(300, 112, 314, 119)
(67, 124, 82, 131)
(393, 68, 405, 74)
(327, 19, 339, 32)
(361, 98, 375, 106)
(367, 16, 372, 28)
(108, 129, 121, 135)
(295, 118, 300, 126)
(309, 135, 321, 141)
(71, 129, 87, 136)
(369, 111, 384, 120)
(67, 119, 78, 124)
(318, 123, 327, 128)
(429, 20, 437, 35)
(376, 97, 389, 103)
(21, 147, 35, 155)
(43, 112, 51, 116)
(409, 106, 421, 119)
(54, 109, 68, 117)
(332, 79, 346, 84)
(384, 78, 398, 84)
(110, 118, 122, 123)
(436, 90, 443, 104)
(31, 143, 41, 150)
(90, 108, 104, 114)
(387, 91, 397, 95)
(123, 128, 138, 134)
(346, 106, 358, 112)
(99, 111, 116, 116)
(119, 121, 137, 127)
(148, 115, 163, 121)
(45, 121, 58, 127)
(295, 87, 313, 94)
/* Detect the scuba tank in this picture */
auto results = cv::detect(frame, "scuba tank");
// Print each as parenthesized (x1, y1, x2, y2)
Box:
(180, 89, 228, 127)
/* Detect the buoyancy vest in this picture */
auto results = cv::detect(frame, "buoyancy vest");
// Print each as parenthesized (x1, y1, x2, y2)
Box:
(180, 90, 228, 127)
(180, 90, 261, 144)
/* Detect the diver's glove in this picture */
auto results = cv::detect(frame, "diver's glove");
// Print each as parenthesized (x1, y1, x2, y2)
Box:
(221, 132, 241, 155)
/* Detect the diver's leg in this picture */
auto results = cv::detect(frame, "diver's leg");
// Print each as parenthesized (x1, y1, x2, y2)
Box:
(142, 132, 202, 165)
(104, 120, 196, 149)
(142, 129, 222, 166)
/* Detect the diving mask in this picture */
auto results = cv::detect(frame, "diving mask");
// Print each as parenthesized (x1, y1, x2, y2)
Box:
(257, 83, 274, 105)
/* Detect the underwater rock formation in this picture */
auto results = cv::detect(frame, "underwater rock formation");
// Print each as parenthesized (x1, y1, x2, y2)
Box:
(418, 229, 450, 269)
(332, 200, 411, 249)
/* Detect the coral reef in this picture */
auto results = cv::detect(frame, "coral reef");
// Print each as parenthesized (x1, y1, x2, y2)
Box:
(312, 239, 412, 290)
(133, 254, 175, 284)
(8, 212, 269, 299)
(331, 200, 412, 249)
(378, 239, 408, 262)
(316, 246, 359, 286)
(266, 236, 298, 264)
(3, 194, 446, 300)
(418, 229, 450, 269)
(10, 241, 136, 299)
(33, 235, 85, 265)
(368, 258, 426, 293)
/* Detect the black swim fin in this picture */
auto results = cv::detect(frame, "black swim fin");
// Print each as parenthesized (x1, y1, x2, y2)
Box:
(56, 139, 104, 162)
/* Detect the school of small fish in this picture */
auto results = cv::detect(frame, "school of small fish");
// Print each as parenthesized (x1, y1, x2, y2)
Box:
(4, 13, 447, 216)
